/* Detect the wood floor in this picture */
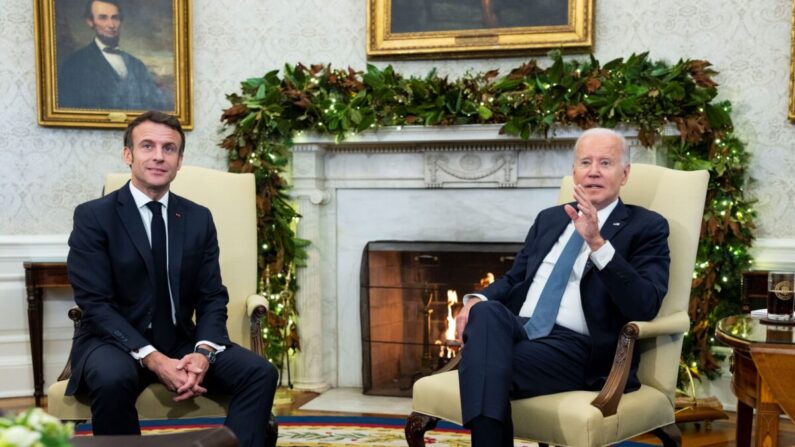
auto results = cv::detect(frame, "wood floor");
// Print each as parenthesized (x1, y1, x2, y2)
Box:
(3, 390, 795, 446)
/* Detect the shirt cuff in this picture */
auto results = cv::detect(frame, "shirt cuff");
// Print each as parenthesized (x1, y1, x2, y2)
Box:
(195, 340, 227, 353)
(130, 345, 157, 361)
(590, 240, 615, 270)
(463, 293, 488, 305)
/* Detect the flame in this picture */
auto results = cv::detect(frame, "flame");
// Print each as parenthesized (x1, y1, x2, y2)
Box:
(445, 290, 458, 341)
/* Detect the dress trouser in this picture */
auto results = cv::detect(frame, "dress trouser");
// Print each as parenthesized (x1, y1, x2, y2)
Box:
(80, 340, 278, 447)
(458, 301, 591, 445)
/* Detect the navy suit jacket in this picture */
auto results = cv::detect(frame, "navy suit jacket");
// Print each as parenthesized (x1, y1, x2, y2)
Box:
(478, 199, 670, 390)
(58, 42, 172, 110)
(65, 183, 230, 395)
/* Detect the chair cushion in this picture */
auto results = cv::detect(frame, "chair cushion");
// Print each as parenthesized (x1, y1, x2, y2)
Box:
(47, 380, 229, 421)
(412, 371, 674, 447)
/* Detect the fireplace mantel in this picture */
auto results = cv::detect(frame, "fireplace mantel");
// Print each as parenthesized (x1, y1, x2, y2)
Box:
(288, 124, 669, 391)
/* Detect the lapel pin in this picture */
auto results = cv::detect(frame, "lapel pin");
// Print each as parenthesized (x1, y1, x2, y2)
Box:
(613, 222, 621, 226)
(175, 212, 182, 218)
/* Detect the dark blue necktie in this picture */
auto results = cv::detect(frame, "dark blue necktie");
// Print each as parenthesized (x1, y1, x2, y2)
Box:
(523, 230, 584, 340)
(146, 201, 176, 352)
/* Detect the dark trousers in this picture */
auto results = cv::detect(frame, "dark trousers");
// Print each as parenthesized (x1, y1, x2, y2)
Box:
(458, 301, 591, 446)
(80, 341, 278, 447)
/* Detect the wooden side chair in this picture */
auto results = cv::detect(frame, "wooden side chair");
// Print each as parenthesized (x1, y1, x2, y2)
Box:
(406, 164, 709, 447)
(47, 166, 277, 446)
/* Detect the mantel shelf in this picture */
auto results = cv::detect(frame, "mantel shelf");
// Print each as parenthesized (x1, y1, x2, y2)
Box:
(291, 123, 679, 146)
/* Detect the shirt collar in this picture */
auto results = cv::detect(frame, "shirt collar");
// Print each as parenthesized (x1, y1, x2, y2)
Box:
(129, 182, 169, 210)
(94, 37, 120, 53)
(596, 198, 619, 229)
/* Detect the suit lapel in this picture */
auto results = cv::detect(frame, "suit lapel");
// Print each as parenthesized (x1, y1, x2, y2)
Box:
(116, 183, 156, 288)
(168, 194, 185, 311)
(525, 207, 571, 280)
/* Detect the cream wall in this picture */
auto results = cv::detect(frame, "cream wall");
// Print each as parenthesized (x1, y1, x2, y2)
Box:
(0, 0, 793, 396)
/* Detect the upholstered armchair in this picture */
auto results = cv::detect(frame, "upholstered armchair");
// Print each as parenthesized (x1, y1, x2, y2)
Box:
(47, 166, 277, 443)
(406, 164, 709, 447)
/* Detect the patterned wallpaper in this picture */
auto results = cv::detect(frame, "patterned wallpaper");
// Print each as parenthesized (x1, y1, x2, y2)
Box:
(1, 0, 792, 237)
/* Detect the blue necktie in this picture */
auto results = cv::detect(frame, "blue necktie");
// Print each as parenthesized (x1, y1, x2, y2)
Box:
(523, 230, 584, 340)
(146, 201, 176, 352)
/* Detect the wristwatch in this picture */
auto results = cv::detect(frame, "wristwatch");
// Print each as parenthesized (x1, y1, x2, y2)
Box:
(195, 347, 217, 365)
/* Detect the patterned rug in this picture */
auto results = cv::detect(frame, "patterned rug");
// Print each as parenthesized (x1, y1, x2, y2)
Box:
(76, 416, 652, 446)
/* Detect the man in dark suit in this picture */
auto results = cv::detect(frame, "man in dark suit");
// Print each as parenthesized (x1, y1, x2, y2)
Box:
(455, 128, 671, 446)
(58, 0, 172, 110)
(66, 111, 278, 446)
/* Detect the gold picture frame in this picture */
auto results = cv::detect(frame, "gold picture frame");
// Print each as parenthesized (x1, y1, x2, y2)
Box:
(367, 0, 594, 59)
(789, 0, 795, 122)
(34, 0, 192, 129)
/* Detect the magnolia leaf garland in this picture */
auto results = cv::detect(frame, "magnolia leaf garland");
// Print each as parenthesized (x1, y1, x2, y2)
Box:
(220, 50, 755, 380)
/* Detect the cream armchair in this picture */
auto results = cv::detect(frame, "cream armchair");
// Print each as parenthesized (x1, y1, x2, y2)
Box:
(47, 166, 277, 444)
(406, 164, 709, 447)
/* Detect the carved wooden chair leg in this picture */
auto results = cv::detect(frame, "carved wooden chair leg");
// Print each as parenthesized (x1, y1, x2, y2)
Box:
(652, 423, 682, 447)
(264, 412, 279, 447)
(405, 411, 439, 447)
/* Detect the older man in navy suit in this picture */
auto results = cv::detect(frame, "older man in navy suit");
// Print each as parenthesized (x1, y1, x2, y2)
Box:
(58, 0, 172, 110)
(455, 128, 671, 446)
(66, 111, 277, 446)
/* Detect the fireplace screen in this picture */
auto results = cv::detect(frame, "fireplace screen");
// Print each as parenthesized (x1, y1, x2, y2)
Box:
(360, 240, 524, 396)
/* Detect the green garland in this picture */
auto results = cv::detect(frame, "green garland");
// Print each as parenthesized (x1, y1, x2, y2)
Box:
(219, 50, 755, 379)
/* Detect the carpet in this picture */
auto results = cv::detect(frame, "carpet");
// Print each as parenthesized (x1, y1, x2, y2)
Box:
(75, 416, 653, 446)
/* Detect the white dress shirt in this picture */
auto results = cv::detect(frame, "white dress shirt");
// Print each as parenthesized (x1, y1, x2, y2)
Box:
(464, 199, 620, 336)
(95, 38, 128, 79)
(127, 183, 225, 361)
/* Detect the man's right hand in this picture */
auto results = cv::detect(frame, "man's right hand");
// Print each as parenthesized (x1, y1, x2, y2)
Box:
(455, 297, 482, 344)
(141, 351, 200, 400)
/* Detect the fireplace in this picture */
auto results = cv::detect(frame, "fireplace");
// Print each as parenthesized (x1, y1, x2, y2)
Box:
(360, 240, 524, 396)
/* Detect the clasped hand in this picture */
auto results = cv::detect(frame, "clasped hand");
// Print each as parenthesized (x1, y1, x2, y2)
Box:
(142, 351, 209, 402)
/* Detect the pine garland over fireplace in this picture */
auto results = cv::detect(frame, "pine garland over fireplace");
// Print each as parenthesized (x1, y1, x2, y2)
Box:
(219, 50, 754, 380)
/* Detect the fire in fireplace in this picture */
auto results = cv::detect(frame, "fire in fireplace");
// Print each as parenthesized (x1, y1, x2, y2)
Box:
(360, 240, 523, 396)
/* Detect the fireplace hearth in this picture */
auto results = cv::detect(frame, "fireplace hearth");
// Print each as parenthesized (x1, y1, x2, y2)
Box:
(360, 240, 523, 396)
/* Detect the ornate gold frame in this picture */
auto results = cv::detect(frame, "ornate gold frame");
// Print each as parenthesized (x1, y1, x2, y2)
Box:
(367, 0, 593, 59)
(33, 0, 193, 129)
(790, 0, 795, 122)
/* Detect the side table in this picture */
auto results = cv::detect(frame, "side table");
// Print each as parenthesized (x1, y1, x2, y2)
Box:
(23, 261, 69, 407)
(716, 315, 795, 447)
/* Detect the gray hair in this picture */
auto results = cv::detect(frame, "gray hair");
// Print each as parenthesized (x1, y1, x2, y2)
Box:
(573, 128, 630, 166)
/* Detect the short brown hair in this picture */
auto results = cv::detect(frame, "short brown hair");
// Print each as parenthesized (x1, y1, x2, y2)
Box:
(124, 111, 185, 154)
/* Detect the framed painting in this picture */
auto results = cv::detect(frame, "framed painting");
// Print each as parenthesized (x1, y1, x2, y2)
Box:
(367, 0, 594, 59)
(34, 0, 192, 129)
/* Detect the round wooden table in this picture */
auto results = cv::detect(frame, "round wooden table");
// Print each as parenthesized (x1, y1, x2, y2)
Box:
(716, 315, 795, 447)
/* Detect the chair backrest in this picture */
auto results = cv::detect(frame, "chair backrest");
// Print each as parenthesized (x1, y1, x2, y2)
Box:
(105, 166, 258, 349)
(559, 163, 708, 398)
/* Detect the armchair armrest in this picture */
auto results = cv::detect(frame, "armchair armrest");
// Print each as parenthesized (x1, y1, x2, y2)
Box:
(634, 311, 690, 339)
(246, 294, 269, 358)
(57, 306, 83, 381)
(590, 310, 690, 417)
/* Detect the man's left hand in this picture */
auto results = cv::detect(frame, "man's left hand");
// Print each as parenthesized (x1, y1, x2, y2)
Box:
(175, 352, 210, 401)
(565, 184, 605, 251)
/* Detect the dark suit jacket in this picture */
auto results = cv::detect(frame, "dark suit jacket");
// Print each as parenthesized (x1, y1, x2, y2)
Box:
(65, 182, 230, 395)
(478, 199, 670, 390)
(58, 42, 173, 110)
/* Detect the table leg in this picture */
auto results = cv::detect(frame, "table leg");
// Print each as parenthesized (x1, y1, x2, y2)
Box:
(24, 270, 45, 408)
(736, 400, 753, 447)
(755, 374, 780, 447)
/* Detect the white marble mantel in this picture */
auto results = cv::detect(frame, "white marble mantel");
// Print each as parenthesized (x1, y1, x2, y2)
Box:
(288, 124, 664, 391)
